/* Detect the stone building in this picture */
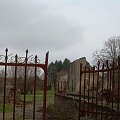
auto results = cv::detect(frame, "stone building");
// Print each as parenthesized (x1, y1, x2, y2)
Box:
(68, 57, 102, 95)
(56, 57, 107, 95)
(68, 57, 89, 93)
(56, 70, 68, 93)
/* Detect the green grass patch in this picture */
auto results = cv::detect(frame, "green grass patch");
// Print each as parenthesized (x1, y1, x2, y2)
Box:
(0, 104, 13, 113)
(0, 90, 55, 113)
(20, 90, 54, 103)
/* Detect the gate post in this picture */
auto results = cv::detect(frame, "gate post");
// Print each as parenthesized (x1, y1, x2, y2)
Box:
(43, 52, 49, 120)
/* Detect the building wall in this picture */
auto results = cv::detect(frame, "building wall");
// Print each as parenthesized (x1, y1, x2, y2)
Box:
(57, 70, 68, 93)
(68, 57, 88, 93)
(68, 57, 110, 95)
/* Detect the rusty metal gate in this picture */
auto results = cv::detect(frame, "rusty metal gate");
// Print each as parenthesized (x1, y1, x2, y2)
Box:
(79, 58, 120, 120)
(0, 49, 48, 120)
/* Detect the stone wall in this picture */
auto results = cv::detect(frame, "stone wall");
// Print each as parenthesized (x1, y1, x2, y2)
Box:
(54, 94, 79, 119)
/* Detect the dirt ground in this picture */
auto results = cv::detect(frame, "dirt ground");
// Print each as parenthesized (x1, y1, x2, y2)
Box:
(0, 102, 44, 120)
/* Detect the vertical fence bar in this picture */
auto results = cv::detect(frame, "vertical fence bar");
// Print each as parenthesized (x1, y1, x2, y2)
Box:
(109, 69, 112, 91)
(111, 61, 115, 111)
(106, 61, 109, 120)
(23, 49, 28, 120)
(117, 56, 120, 119)
(72, 79, 73, 92)
(67, 73, 69, 92)
(61, 81, 62, 93)
(109, 63, 112, 119)
(13, 54, 18, 120)
(106, 61, 109, 91)
(78, 64, 82, 120)
(57, 81, 60, 93)
(101, 63, 104, 120)
(3, 48, 8, 120)
(87, 68, 90, 112)
(92, 66, 95, 117)
(43, 52, 49, 120)
(96, 61, 100, 120)
(83, 66, 86, 112)
(33, 55, 37, 120)
(74, 63, 75, 93)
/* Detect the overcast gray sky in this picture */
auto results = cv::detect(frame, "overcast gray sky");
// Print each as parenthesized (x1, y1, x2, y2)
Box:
(0, 0, 120, 64)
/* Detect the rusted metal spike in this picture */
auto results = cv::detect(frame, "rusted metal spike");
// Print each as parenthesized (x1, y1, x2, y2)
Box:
(46, 51, 49, 56)
(25, 49, 28, 62)
(45, 51, 49, 64)
(106, 60, 109, 68)
(26, 49, 28, 54)
(93, 65, 95, 70)
(5, 48, 8, 61)
(35, 55, 37, 63)
(15, 54, 18, 59)
(5, 48, 8, 52)
(118, 56, 120, 66)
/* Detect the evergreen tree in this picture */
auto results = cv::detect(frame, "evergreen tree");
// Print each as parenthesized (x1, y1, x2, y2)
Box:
(62, 58, 70, 71)
(56, 60, 63, 72)
(48, 58, 70, 90)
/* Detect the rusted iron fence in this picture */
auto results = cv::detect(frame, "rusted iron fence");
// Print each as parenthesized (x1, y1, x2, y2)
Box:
(55, 58, 120, 120)
(78, 58, 120, 120)
(0, 49, 48, 120)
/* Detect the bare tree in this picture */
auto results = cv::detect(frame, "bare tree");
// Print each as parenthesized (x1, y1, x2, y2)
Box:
(93, 36, 120, 88)
(9, 65, 42, 94)
(93, 36, 120, 64)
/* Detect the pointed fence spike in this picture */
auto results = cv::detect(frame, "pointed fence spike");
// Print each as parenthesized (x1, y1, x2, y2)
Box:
(5, 48, 8, 60)
(45, 51, 49, 64)
(15, 54, 18, 58)
(35, 55, 37, 58)
(93, 65, 95, 70)
(118, 56, 120, 66)
(45, 51, 49, 59)
(35, 55, 37, 63)
(47, 51, 49, 55)
(106, 60, 109, 68)
(5, 48, 8, 52)
(26, 49, 28, 54)
(15, 54, 18, 61)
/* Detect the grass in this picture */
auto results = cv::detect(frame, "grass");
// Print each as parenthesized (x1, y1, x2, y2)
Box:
(0, 90, 55, 113)
(0, 104, 13, 113)
(20, 90, 54, 103)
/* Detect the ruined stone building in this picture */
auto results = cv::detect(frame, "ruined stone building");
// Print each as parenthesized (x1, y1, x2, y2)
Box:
(56, 57, 108, 96)
(68, 57, 102, 95)
(56, 70, 68, 93)
(68, 57, 90, 94)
